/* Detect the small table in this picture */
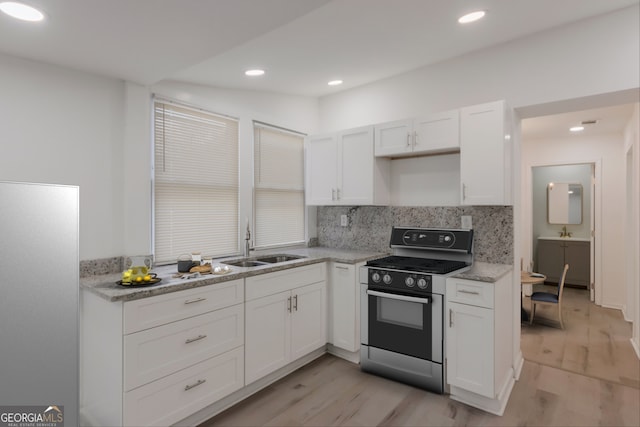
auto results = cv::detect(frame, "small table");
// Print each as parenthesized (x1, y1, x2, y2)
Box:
(520, 271, 546, 321)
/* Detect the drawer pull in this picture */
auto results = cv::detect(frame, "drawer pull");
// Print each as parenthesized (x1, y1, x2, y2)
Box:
(185, 334, 207, 344)
(184, 297, 207, 305)
(335, 265, 349, 270)
(287, 296, 292, 313)
(458, 289, 480, 295)
(184, 379, 206, 391)
(293, 294, 298, 311)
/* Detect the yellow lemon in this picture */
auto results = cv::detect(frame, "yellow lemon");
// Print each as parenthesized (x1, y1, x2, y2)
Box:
(135, 276, 143, 283)
(143, 275, 151, 281)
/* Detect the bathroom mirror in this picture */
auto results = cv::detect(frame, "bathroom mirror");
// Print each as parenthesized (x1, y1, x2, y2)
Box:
(547, 182, 583, 224)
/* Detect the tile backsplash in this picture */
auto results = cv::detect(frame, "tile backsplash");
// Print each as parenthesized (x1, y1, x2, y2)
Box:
(317, 206, 513, 265)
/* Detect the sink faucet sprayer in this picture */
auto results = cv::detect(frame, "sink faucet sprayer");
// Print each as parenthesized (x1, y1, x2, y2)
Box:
(244, 220, 254, 257)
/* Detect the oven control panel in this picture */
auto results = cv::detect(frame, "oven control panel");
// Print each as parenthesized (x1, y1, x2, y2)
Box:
(368, 269, 432, 293)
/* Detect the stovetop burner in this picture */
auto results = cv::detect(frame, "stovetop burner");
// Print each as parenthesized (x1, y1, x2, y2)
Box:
(366, 255, 468, 275)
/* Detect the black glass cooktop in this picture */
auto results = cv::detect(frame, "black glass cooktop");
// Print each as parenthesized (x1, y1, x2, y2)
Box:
(366, 256, 468, 275)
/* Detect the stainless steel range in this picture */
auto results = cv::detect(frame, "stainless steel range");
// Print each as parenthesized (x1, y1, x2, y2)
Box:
(360, 226, 473, 393)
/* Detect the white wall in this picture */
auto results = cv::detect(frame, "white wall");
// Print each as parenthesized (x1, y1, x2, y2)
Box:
(318, 5, 639, 131)
(0, 53, 127, 260)
(623, 104, 640, 357)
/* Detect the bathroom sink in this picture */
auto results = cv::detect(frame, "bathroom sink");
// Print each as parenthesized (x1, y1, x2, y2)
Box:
(255, 254, 306, 264)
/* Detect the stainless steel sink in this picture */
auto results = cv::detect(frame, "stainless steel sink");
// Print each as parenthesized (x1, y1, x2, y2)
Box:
(221, 254, 306, 268)
(222, 259, 269, 268)
(255, 254, 306, 264)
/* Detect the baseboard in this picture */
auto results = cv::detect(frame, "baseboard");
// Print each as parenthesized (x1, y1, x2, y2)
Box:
(513, 351, 525, 380)
(449, 374, 515, 417)
(326, 344, 360, 364)
(631, 337, 640, 360)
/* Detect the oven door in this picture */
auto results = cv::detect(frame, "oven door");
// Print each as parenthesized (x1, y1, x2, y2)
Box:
(364, 288, 442, 363)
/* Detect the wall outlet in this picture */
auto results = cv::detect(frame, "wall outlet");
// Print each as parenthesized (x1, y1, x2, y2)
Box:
(340, 214, 348, 227)
(461, 215, 472, 229)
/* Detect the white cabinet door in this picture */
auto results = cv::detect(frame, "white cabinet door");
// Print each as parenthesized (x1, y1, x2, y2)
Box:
(338, 126, 374, 205)
(460, 100, 511, 205)
(291, 282, 327, 360)
(305, 133, 337, 205)
(329, 263, 359, 352)
(446, 301, 494, 398)
(374, 119, 413, 157)
(245, 290, 291, 385)
(413, 109, 459, 155)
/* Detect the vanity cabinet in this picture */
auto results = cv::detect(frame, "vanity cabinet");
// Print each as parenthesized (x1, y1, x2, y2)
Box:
(374, 110, 459, 157)
(328, 262, 363, 356)
(537, 238, 590, 287)
(81, 280, 245, 427)
(460, 100, 512, 206)
(244, 263, 327, 384)
(305, 126, 390, 206)
(445, 273, 514, 416)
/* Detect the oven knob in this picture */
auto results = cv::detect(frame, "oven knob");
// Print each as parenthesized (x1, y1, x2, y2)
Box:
(371, 272, 381, 282)
(405, 277, 415, 287)
(417, 278, 428, 289)
(383, 274, 392, 284)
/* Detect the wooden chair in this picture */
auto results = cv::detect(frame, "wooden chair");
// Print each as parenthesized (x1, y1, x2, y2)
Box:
(530, 264, 569, 329)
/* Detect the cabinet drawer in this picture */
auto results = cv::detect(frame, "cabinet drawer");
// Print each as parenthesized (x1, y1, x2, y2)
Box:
(124, 303, 244, 391)
(123, 346, 244, 427)
(447, 278, 494, 309)
(124, 279, 244, 334)
(245, 263, 326, 301)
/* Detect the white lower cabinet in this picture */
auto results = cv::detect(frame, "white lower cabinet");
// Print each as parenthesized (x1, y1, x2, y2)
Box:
(328, 262, 362, 354)
(80, 279, 245, 427)
(445, 274, 515, 416)
(245, 264, 327, 385)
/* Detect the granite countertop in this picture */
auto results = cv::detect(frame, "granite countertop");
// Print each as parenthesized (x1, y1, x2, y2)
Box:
(81, 247, 387, 303)
(451, 261, 513, 283)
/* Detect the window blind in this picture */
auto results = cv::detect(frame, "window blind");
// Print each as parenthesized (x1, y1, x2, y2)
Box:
(154, 100, 239, 263)
(253, 124, 305, 247)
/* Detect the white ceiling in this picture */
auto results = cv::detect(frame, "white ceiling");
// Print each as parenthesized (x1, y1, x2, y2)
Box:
(1, 0, 637, 139)
(1, 0, 638, 98)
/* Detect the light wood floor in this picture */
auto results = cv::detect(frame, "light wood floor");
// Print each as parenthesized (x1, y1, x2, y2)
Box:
(201, 287, 639, 427)
(522, 285, 640, 388)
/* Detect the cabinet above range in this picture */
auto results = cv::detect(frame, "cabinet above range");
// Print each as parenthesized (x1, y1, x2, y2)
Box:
(374, 109, 460, 158)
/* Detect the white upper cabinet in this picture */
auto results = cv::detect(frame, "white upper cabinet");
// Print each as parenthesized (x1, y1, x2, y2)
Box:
(460, 100, 512, 206)
(374, 110, 459, 158)
(306, 126, 389, 206)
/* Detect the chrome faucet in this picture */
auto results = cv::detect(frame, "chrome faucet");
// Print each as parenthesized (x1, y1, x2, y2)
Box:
(559, 226, 572, 238)
(244, 222, 254, 257)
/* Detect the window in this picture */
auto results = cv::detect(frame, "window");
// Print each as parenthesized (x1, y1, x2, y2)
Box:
(153, 99, 238, 264)
(253, 123, 305, 248)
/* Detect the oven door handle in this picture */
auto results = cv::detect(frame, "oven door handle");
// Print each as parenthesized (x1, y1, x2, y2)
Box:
(366, 290, 431, 304)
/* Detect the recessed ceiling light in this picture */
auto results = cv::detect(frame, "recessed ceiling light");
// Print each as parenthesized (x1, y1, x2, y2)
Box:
(245, 69, 265, 77)
(0, 1, 44, 22)
(570, 126, 585, 132)
(458, 10, 486, 24)
(328, 80, 343, 86)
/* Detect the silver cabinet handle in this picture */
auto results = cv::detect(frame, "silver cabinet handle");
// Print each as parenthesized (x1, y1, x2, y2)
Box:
(185, 297, 206, 305)
(449, 309, 453, 327)
(413, 130, 418, 148)
(184, 379, 206, 391)
(287, 296, 292, 313)
(185, 334, 207, 344)
(336, 188, 341, 200)
(335, 265, 349, 270)
(406, 132, 411, 147)
(462, 183, 466, 201)
(458, 289, 480, 295)
(293, 295, 298, 311)
(332, 188, 336, 201)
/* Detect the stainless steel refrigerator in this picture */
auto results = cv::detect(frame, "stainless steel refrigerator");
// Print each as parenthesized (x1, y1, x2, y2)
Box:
(0, 181, 79, 426)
